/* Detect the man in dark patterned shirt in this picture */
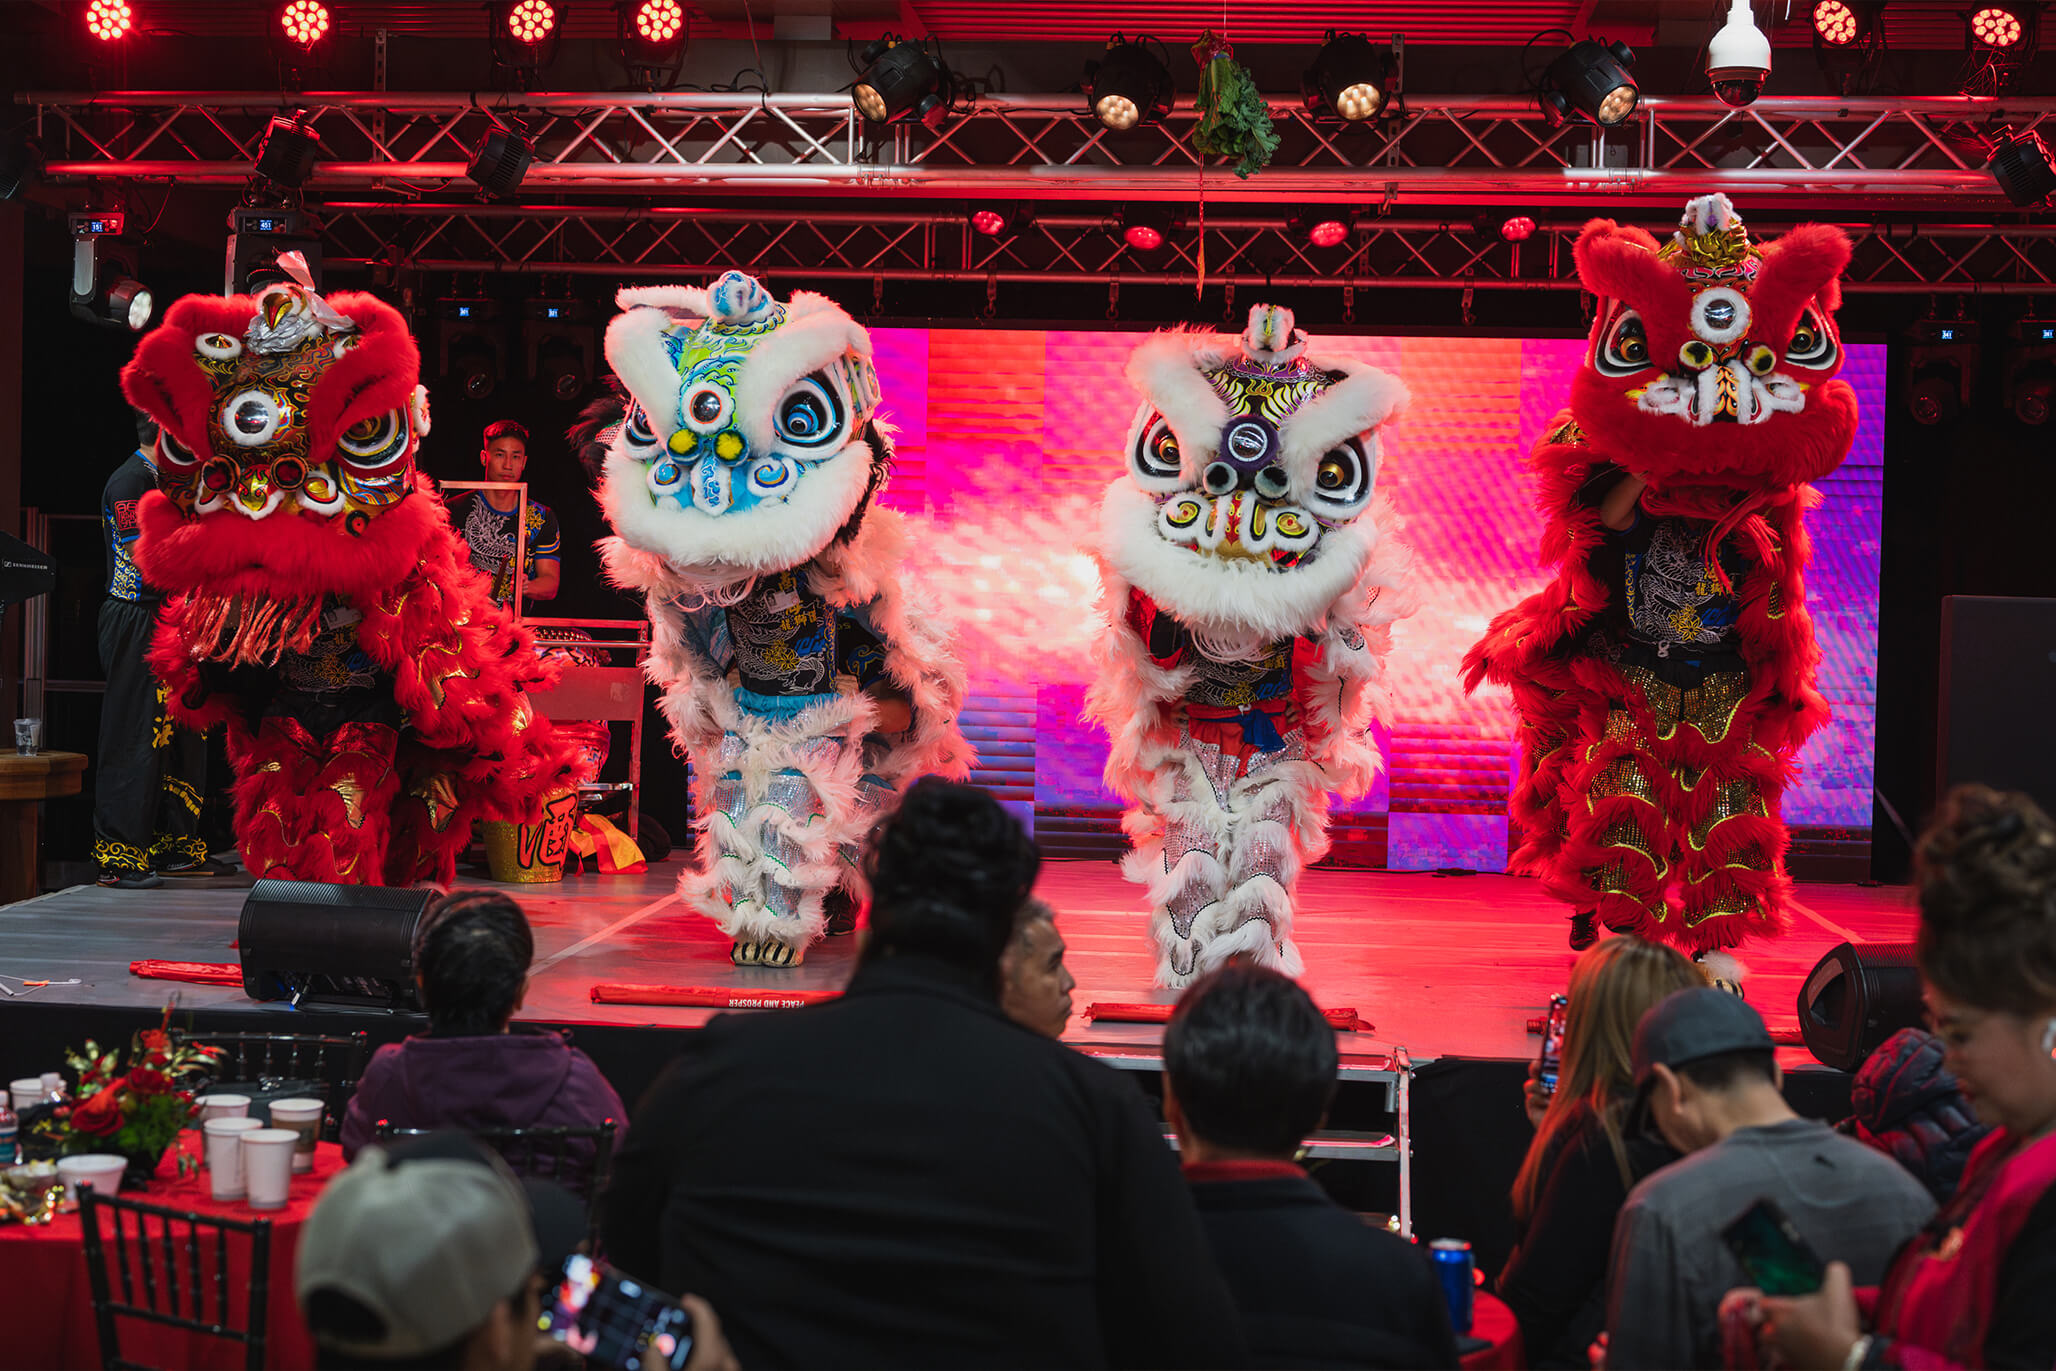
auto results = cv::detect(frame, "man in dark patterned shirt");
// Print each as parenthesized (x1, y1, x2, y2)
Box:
(93, 409, 219, 887)
(445, 420, 560, 609)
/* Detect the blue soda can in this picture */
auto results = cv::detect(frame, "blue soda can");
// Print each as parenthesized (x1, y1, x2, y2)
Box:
(1430, 1238, 1475, 1334)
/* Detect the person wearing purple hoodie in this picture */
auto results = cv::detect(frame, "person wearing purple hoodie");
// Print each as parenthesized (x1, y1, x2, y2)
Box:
(340, 891, 627, 1196)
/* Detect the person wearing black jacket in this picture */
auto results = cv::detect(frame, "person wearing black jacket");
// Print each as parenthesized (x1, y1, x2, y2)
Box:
(600, 779, 1246, 1371)
(1166, 964, 1459, 1371)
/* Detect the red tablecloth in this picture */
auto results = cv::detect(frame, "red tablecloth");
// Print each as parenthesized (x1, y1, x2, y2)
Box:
(0, 1136, 344, 1370)
(1463, 1290, 1526, 1370)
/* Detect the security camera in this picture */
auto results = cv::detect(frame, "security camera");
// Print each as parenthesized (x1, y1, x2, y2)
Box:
(1707, 0, 1771, 107)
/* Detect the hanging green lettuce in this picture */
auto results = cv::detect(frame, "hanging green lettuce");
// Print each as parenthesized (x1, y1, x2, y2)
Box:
(1190, 31, 1278, 179)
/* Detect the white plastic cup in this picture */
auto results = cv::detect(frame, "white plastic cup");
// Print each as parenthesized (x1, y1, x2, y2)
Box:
(9, 1078, 42, 1112)
(196, 1094, 251, 1122)
(204, 1118, 265, 1199)
(268, 1099, 323, 1173)
(241, 1129, 298, 1210)
(56, 1154, 128, 1199)
(39, 1072, 63, 1099)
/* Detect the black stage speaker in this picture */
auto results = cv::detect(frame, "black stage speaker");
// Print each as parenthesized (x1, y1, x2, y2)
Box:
(237, 880, 435, 1010)
(1938, 596, 2056, 822)
(1798, 940, 1924, 1072)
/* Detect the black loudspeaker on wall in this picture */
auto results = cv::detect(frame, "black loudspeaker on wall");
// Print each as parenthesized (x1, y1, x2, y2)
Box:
(1938, 596, 2056, 823)
(238, 880, 436, 1010)
(1798, 940, 1925, 1072)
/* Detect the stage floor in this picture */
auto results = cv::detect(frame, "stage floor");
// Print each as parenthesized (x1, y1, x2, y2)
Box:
(0, 860, 1917, 1066)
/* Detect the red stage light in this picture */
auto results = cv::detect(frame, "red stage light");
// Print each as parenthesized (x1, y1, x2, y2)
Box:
(279, 0, 331, 48)
(507, 0, 557, 44)
(1501, 215, 1537, 242)
(1812, 0, 1859, 45)
(1306, 218, 1349, 249)
(970, 208, 1008, 236)
(635, 0, 685, 43)
(1972, 5, 2025, 47)
(1124, 224, 1164, 252)
(85, 0, 133, 41)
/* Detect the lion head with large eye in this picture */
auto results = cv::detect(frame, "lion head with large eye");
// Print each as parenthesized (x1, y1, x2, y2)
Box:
(1100, 305, 1407, 639)
(120, 275, 437, 618)
(1570, 194, 1858, 490)
(596, 271, 887, 584)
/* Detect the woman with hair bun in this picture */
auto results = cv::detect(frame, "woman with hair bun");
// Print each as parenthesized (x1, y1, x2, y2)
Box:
(1736, 783, 2056, 1369)
(1499, 936, 1706, 1367)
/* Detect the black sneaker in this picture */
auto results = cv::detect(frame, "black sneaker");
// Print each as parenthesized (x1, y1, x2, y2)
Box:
(97, 871, 164, 890)
(156, 857, 236, 878)
(1568, 911, 1599, 951)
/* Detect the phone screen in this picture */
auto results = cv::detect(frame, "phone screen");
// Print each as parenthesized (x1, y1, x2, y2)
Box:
(540, 1254, 695, 1371)
(1720, 1198, 1827, 1296)
(1538, 995, 1569, 1097)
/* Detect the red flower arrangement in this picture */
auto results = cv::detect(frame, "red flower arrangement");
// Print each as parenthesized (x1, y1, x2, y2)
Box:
(26, 1007, 222, 1180)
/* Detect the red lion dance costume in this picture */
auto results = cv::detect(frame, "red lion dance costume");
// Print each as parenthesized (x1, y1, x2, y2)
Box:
(121, 266, 576, 885)
(1464, 195, 1857, 964)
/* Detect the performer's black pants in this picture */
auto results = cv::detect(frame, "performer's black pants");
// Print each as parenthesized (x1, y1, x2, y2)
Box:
(92, 597, 206, 875)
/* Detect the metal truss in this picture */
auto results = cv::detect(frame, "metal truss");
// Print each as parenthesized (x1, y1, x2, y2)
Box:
(312, 202, 2056, 295)
(18, 89, 2056, 207)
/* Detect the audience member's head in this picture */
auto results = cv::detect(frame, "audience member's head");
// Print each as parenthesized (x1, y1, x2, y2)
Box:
(480, 420, 530, 484)
(413, 891, 534, 1036)
(298, 1134, 575, 1371)
(1916, 783, 2056, 1137)
(1633, 987, 1784, 1154)
(132, 405, 159, 450)
(999, 898, 1076, 1039)
(1514, 936, 1706, 1220)
(1163, 964, 1336, 1163)
(863, 778, 1040, 985)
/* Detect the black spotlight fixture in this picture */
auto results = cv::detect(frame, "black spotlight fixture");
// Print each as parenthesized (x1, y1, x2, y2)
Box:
(1810, 0, 1886, 95)
(524, 297, 593, 402)
(255, 112, 321, 190)
(1118, 204, 1172, 254)
(1989, 130, 2056, 207)
(2006, 318, 2056, 425)
(69, 211, 154, 332)
(1085, 34, 1174, 132)
(852, 35, 952, 130)
(490, 0, 562, 89)
(1303, 30, 1392, 123)
(618, 0, 688, 89)
(967, 203, 1031, 239)
(1536, 35, 1640, 128)
(440, 297, 503, 401)
(467, 119, 535, 200)
(1903, 316, 1977, 426)
(1963, 3, 2038, 94)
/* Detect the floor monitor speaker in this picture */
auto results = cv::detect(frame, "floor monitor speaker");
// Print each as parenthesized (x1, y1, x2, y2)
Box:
(237, 879, 435, 1010)
(1797, 940, 1924, 1072)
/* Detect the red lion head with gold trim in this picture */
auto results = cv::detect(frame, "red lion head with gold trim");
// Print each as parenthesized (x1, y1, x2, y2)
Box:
(1570, 194, 1857, 489)
(121, 269, 442, 660)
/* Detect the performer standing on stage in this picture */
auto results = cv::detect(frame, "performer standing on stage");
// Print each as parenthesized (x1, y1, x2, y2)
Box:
(596, 270, 970, 968)
(92, 408, 217, 888)
(1464, 195, 1859, 972)
(1088, 305, 1412, 988)
(446, 420, 561, 608)
(121, 258, 576, 886)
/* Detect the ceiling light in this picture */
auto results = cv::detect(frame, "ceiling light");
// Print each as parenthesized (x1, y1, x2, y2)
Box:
(1289, 211, 1351, 249)
(1086, 36, 1173, 132)
(1120, 205, 1171, 253)
(1501, 215, 1538, 242)
(1303, 31, 1389, 123)
(505, 0, 556, 44)
(277, 0, 330, 49)
(968, 204, 1030, 239)
(1707, 0, 1772, 108)
(69, 221, 151, 332)
(1538, 38, 1639, 128)
(619, 0, 688, 86)
(255, 114, 321, 189)
(490, 0, 561, 82)
(1812, 0, 1859, 44)
(467, 120, 535, 199)
(1990, 131, 2056, 207)
(853, 36, 952, 130)
(85, 0, 132, 41)
(1972, 4, 2029, 47)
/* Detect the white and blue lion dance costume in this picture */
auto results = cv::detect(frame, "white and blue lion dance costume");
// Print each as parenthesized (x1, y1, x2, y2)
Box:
(597, 272, 971, 966)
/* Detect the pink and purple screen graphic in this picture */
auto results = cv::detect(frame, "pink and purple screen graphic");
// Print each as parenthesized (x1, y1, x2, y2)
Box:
(867, 329, 1884, 871)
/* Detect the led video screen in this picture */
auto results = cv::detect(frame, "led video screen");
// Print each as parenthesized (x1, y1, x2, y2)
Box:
(864, 328, 1884, 870)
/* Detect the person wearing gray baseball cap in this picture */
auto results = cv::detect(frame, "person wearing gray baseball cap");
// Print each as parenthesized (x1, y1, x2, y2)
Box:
(1599, 988, 1935, 1369)
(297, 1133, 735, 1371)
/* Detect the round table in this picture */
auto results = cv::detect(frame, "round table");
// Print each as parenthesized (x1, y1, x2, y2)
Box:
(1461, 1290, 1525, 1370)
(0, 1135, 343, 1370)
